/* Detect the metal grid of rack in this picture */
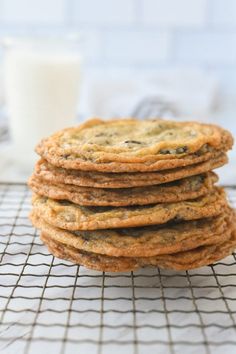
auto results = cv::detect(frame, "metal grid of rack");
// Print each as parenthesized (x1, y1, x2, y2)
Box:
(0, 182, 236, 354)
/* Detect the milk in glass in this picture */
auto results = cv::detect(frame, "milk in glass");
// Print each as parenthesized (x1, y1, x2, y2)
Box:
(4, 37, 81, 168)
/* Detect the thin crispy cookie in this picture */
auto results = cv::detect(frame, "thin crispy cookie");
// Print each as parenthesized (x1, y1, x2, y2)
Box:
(31, 187, 228, 230)
(34, 153, 227, 188)
(30, 208, 234, 257)
(35, 118, 233, 172)
(28, 172, 218, 206)
(40, 227, 236, 272)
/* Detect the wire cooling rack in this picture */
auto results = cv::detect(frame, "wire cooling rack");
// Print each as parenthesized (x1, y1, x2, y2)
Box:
(0, 183, 236, 354)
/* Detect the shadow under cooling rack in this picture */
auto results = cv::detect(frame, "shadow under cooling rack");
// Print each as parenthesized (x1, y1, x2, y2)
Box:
(0, 183, 236, 354)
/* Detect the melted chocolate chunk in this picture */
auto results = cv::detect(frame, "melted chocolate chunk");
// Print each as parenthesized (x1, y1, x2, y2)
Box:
(159, 146, 188, 155)
(124, 140, 142, 144)
(176, 146, 188, 154)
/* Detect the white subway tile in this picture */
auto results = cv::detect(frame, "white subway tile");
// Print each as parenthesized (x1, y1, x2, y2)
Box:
(174, 31, 236, 65)
(103, 30, 170, 65)
(141, 0, 207, 27)
(74, 0, 136, 25)
(217, 68, 236, 96)
(1, 0, 66, 25)
(82, 30, 103, 65)
(0, 1, 3, 22)
(210, 0, 236, 27)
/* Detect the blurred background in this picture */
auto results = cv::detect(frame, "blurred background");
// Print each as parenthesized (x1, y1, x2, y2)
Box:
(0, 0, 235, 181)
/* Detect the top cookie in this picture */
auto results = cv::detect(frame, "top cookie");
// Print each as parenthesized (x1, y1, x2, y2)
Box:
(36, 118, 233, 172)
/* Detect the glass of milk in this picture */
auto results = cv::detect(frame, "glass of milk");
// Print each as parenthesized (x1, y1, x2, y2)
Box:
(3, 35, 82, 169)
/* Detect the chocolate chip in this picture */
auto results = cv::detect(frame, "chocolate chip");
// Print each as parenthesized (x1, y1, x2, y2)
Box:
(124, 140, 142, 144)
(63, 154, 70, 159)
(159, 149, 171, 155)
(198, 175, 205, 183)
(176, 146, 188, 154)
(160, 146, 188, 155)
(172, 215, 183, 222)
(194, 144, 210, 156)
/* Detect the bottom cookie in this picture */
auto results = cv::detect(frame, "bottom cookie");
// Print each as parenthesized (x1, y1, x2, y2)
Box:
(41, 228, 236, 272)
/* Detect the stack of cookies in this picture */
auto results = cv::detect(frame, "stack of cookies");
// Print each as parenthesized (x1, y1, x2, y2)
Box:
(29, 118, 236, 272)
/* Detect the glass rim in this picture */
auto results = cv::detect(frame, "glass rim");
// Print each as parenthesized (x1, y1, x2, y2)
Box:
(1, 32, 83, 48)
